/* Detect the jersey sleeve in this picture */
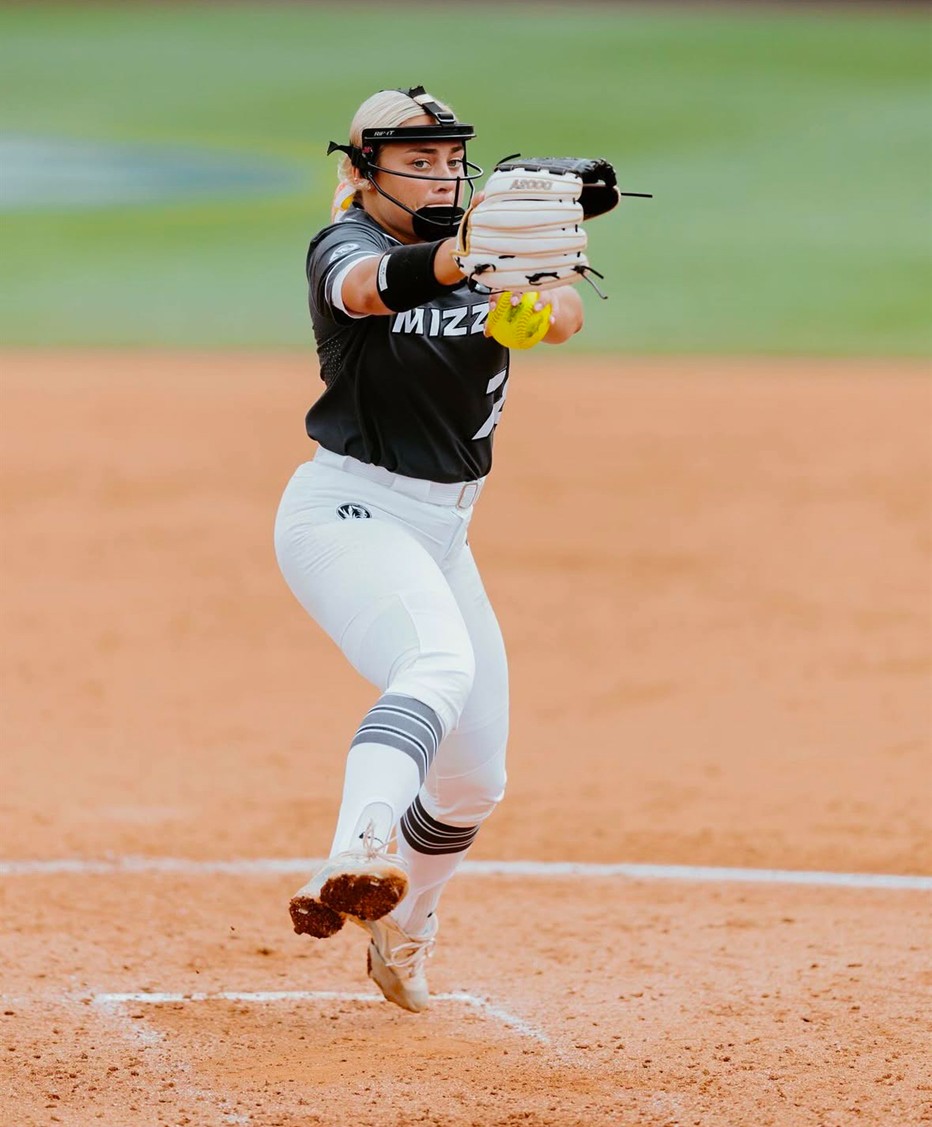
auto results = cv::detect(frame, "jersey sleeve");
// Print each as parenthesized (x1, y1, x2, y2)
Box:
(306, 219, 386, 324)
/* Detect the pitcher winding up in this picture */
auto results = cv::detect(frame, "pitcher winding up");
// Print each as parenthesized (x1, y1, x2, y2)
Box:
(274, 84, 645, 1011)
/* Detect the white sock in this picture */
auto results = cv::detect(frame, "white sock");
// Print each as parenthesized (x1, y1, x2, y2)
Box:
(328, 692, 445, 857)
(329, 743, 420, 856)
(393, 842, 471, 935)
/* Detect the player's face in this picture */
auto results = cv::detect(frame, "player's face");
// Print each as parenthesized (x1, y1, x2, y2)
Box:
(364, 114, 466, 242)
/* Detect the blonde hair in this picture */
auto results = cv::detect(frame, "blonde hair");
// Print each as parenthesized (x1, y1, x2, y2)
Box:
(331, 88, 457, 220)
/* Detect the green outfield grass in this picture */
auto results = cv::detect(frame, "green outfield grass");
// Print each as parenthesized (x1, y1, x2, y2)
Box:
(0, 3, 929, 354)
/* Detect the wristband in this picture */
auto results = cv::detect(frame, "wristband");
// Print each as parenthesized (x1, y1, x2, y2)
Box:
(375, 241, 461, 312)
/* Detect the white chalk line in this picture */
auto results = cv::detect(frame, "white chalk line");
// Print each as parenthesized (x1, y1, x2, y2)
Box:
(93, 990, 257, 1125)
(92, 989, 550, 1044)
(1, 987, 551, 1119)
(0, 855, 929, 889)
(0, 989, 551, 1051)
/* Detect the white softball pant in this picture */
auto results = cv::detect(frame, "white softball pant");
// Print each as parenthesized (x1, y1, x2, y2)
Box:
(273, 448, 509, 831)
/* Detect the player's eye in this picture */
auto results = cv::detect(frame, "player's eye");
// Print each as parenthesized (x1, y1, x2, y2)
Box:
(411, 159, 431, 170)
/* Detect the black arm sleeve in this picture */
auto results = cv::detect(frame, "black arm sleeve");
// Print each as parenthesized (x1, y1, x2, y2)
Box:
(375, 241, 462, 312)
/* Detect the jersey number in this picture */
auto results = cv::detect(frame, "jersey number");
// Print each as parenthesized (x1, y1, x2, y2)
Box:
(472, 368, 508, 440)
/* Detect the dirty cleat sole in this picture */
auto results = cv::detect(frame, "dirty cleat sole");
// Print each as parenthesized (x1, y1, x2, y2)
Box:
(289, 897, 345, 938)
(321, 869, 408, 921)
(288, 853, 409, 939)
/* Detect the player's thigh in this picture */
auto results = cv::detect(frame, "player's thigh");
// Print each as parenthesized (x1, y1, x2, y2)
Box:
(275, 493, 474, 709)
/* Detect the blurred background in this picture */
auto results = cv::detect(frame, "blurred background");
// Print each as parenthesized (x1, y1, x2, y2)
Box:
(1, 0, 929, 356)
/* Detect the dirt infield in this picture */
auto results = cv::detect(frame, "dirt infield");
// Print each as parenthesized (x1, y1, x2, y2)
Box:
(1, 352, 929, 1126)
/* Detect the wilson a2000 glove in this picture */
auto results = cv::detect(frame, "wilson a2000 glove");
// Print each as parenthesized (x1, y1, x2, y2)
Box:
(453, 157, 622, 294)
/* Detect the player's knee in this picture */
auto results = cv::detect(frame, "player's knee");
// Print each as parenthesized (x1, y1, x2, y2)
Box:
(340, 587, 476, 735)
(390, 641, 476, 737)
(435, 761, 507, 827)
(464, 763, 507, 823)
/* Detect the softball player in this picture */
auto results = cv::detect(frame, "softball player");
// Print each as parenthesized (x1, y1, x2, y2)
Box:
(275, 86, 583, 1012)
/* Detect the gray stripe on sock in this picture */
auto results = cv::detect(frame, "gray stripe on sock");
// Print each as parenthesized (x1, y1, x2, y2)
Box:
(379, 694, 444, 747)
(400, 795, 479, 856)
(372, 711, 437, 758)
(376, 708, 439, 757)
(350, 726, 429, 781)
(348, 695, 444, 785)
(351, 721, 432, 764)
(405, 802, 475, 845)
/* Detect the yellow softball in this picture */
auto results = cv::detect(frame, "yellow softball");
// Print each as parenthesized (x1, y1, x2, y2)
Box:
(486, 291, 552, 350)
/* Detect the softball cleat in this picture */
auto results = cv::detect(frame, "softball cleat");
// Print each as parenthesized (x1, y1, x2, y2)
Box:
(288, 827, 409, 939)
(362, 913, 437, 1013)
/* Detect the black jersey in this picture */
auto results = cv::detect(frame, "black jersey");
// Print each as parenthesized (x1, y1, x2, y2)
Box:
(304, 207, 509, 483)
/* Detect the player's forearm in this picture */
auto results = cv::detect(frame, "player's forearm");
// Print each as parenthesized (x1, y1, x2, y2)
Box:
(340, 258, 392, 316)
(341, 241, 465, 316)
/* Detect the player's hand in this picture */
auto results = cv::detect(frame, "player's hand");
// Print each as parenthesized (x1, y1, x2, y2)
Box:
(484, 286, 582, 348)
(540, 285, 583, 345)
(484, 291, 552, 349)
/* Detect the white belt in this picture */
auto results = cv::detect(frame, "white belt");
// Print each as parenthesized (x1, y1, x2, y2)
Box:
(314, 446, 485, 510)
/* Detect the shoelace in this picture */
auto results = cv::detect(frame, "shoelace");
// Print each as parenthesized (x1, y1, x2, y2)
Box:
(384, 933, 436, 975)
(358, 822, 408, 871)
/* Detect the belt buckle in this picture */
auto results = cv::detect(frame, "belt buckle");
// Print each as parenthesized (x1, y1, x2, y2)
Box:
(456, 481, 479, 509)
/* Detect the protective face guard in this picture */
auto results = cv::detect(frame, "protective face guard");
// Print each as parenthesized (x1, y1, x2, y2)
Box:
(327, 86, 483, 239)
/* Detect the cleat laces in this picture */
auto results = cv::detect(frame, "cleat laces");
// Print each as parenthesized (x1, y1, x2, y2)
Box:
(358, 821, 407, 871)
(384, 933, 436, 976)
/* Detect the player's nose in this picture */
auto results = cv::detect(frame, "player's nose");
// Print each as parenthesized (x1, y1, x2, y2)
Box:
(434, 160, 462, 185)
